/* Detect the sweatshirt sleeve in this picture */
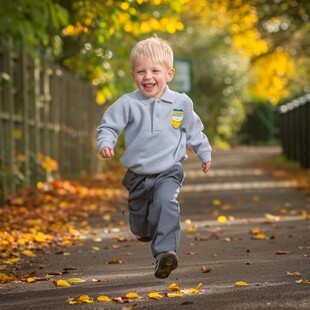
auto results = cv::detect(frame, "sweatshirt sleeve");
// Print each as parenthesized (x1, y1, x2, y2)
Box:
(182, 97, 212, 163)
(96, 95, 129, 152)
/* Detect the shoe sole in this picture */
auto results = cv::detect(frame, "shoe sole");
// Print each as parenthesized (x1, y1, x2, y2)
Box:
(154, 251, 178, 279)
(137, 236, 152, 242)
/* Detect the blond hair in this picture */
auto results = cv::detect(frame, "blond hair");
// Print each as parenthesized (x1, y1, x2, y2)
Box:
(130, 36, 174, 69)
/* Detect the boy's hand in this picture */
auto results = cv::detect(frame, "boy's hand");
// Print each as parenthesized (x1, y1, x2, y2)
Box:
(99, 147, 114, 158)
(201, 162, 211, 173)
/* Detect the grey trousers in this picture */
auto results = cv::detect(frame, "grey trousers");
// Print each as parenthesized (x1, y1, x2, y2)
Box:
(122, 164, 184, 257)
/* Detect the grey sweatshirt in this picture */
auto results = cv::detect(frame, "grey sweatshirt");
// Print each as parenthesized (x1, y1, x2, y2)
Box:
(97, 86, 211, 174)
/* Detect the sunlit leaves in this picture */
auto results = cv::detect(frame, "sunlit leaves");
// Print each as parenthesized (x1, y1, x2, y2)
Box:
(66, 283, 203, 305)
(97, 295, 112, 302)
(0, 173, 125, 271)
(0, 273, 16, 283)
(53, 279, 71, 287)
(234, 281, 249, 286)
(124, 292, 141, 299)
(249, 49, 295, 104)
(148, 292, 164, 300)
(296, 279, 310, 284)
(68, 295, 93, 304)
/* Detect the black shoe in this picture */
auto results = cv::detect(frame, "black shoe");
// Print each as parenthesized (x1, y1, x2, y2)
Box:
(154, 251, 178, 279)
(136, 235, 152, 242)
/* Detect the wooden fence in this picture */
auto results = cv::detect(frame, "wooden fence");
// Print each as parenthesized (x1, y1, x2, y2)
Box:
(0, 48, 103, 203)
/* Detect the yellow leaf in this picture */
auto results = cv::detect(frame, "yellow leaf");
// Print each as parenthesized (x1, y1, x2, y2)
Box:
(201, 266, 211, 273)
(53, 279, 71, 287)
(92, 246, 100, 251)
(249, 227, 261, 234)
(107, 258, 124, 264)
(167, 292, 183, 298)
(195, 282, 203, 290)
(213, 199, 221, 206)
(296, 279, 310, 284)
(124, 292, 141, 299)
(264, 213, 281, 221)
(251, 233, 268, 240)
(287, 271, 301, 277)
(68, 277, 85, 283)
(168, 283, 180, 291)
(181, 288, 199, 294)
(217, 215, 227, 223)
(22, 250, 36, 257)
(67, 295, 93, 304)
(97, 295, 112, 302)
(78, 295, 93, 303)
(0, 273, 16, 283)
(302, 210, 309, 220)
(148, 292, 163, 300)
(34, 233, 46, 243)
(234, 281, 249, 286)
(187, 226, 197, 233)
(27, 277, 36, 283)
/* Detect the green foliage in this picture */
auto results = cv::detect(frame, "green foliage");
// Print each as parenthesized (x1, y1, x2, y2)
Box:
(1, 0, 309, 147)
(0, 0, 68, 55)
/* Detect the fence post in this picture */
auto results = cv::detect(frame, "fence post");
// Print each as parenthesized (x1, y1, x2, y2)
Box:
(279, 93, 310, 169)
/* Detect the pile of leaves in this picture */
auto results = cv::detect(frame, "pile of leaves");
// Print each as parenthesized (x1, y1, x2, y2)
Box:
(0, 172, 127, 273)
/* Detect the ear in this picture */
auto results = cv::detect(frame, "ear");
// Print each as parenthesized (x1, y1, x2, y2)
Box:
(167, 67, 175, 82)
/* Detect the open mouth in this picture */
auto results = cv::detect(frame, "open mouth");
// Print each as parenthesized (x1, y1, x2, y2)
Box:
(143, 83, 156, 89)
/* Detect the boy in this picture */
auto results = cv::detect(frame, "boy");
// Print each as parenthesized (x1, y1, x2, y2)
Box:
(97, 36, 211, 279)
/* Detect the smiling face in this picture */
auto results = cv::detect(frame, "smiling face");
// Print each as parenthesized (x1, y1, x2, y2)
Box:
(132, 58, 175, 99)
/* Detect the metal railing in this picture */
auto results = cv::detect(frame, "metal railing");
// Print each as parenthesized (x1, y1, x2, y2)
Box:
(279, 93, 310, 169)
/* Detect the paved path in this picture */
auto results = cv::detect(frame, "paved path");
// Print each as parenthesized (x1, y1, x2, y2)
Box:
(1, 147, 309, 309)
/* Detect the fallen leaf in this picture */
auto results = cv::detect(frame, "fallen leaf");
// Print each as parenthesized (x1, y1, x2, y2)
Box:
(249, 227, 262, 234)
(217, 215, 227, 223)
(168, 283, 180, 291)
(201, 266, 211, 273)
(252, 233, 268, 240)
(148, 292, 163, 300)
(47, 271, 62, 276)
(27, 277, 36, 283)
(112, 297, 124, 303)
(264, 213, 281, 222)
(187, 226, 197, 233)
(68, 295, 93, 304)
(213, 199, 221, 206)
(53, 279, 71, 287)
(302, 210, 309, 220)
(287, 271, 301, 277)
(181, 283, 203, 295)
(0, 273, 16, 283)
(275, 251, 292, 255)
(124, 292, 141, 299)
(234, 281, 249, 286)
(22, 250, 36, 257)
(97, 295, 112, 302)
(107, 258, 125, 264)
(296, 279, 310, 284)
(167, 292, 184, 298)
(68, 277, 85, 283)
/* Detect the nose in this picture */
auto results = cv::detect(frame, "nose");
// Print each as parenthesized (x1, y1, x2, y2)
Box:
(144, 70, 152, 79)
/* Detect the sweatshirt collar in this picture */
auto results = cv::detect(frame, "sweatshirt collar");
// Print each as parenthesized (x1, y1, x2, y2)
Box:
(137, 86, 175, 105)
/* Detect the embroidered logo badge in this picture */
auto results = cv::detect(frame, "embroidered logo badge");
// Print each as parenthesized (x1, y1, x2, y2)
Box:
(170, 109, 184, 129)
